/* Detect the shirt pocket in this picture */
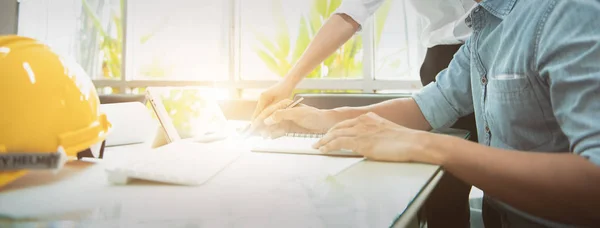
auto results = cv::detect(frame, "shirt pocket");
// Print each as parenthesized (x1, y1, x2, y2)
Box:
(486, 74, 552, 151)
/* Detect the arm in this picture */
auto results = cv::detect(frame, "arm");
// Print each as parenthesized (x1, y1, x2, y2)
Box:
(283, 14, 359, 86)
(284, 0, 387, 86)
(252, 0, 387, 120)
(325, 98, 432, 131)
(251, 15, 357, 121)
(325, 37, 475, 131)
(429, 135, 600, 226)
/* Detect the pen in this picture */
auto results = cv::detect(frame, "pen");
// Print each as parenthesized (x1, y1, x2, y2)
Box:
(284, 97, 305, 109)
(241, 97, 305, 137)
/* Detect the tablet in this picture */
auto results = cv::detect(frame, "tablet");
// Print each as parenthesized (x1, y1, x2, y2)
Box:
(145, 87, 229, 144)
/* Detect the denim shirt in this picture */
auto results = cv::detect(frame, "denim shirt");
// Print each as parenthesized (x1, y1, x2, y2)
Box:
(412, 0, 600, 227)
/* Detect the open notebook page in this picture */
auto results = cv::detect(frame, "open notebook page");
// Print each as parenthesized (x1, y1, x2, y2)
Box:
(251, 134, 362, 157)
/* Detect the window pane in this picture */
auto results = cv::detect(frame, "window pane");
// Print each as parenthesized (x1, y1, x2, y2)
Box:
(127, 0, 228, 80)
(240, 0, 363, 80)
(374, 0, 424, 79)
(18, 0, 122, 79)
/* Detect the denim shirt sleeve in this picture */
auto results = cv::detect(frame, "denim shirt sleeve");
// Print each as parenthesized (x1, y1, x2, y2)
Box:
(412, 38, 474, 129)
(536, 0, 600, 166)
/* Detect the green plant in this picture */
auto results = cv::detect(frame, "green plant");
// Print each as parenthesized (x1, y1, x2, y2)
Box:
(252, 0, 394, 80)
(81, 0, 124, 79)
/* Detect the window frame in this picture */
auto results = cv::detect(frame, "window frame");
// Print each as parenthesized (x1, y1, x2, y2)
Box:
(91, 0, 424, 97)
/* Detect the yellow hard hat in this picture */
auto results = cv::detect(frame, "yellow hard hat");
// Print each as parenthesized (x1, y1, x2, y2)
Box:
(0, 35, 112, 187)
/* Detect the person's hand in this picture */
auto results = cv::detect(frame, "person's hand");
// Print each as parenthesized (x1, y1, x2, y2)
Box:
(252, 81, 295, 121)
(261, 99, 339, 138)
(313, 112, 441, 164)
(247, 81, 295, 135)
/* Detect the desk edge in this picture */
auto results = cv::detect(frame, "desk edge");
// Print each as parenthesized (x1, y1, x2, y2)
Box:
(390, 167, 444, 228)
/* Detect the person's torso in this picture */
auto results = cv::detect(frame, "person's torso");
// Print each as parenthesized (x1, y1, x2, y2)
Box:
(468, 0, 570, 153)
(467, 0, 585, 227)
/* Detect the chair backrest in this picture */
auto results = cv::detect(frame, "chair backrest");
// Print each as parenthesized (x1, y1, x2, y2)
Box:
(99, 94, 146, 104)
(293, 93, 412, 109)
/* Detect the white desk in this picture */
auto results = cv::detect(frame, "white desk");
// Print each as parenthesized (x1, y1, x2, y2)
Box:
(0, 129, 468, 228)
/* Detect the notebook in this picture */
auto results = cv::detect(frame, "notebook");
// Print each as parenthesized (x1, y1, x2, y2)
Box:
(251, 133, 362, 157)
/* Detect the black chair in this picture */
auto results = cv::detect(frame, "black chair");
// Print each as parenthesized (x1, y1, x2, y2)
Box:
(294, 93, 412, 109)
(99, 94, 146, 104)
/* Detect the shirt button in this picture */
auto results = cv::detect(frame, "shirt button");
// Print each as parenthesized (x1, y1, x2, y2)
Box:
(481, 77, 487, 84)
(465, 15, 472, 28)
(485, 126, 490, 133)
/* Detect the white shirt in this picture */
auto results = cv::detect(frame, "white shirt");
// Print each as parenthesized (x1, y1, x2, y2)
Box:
(335, 0, 477, 48)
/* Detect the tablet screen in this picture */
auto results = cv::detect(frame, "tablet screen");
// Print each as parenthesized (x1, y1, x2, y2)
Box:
(146, 87, 228, 140)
